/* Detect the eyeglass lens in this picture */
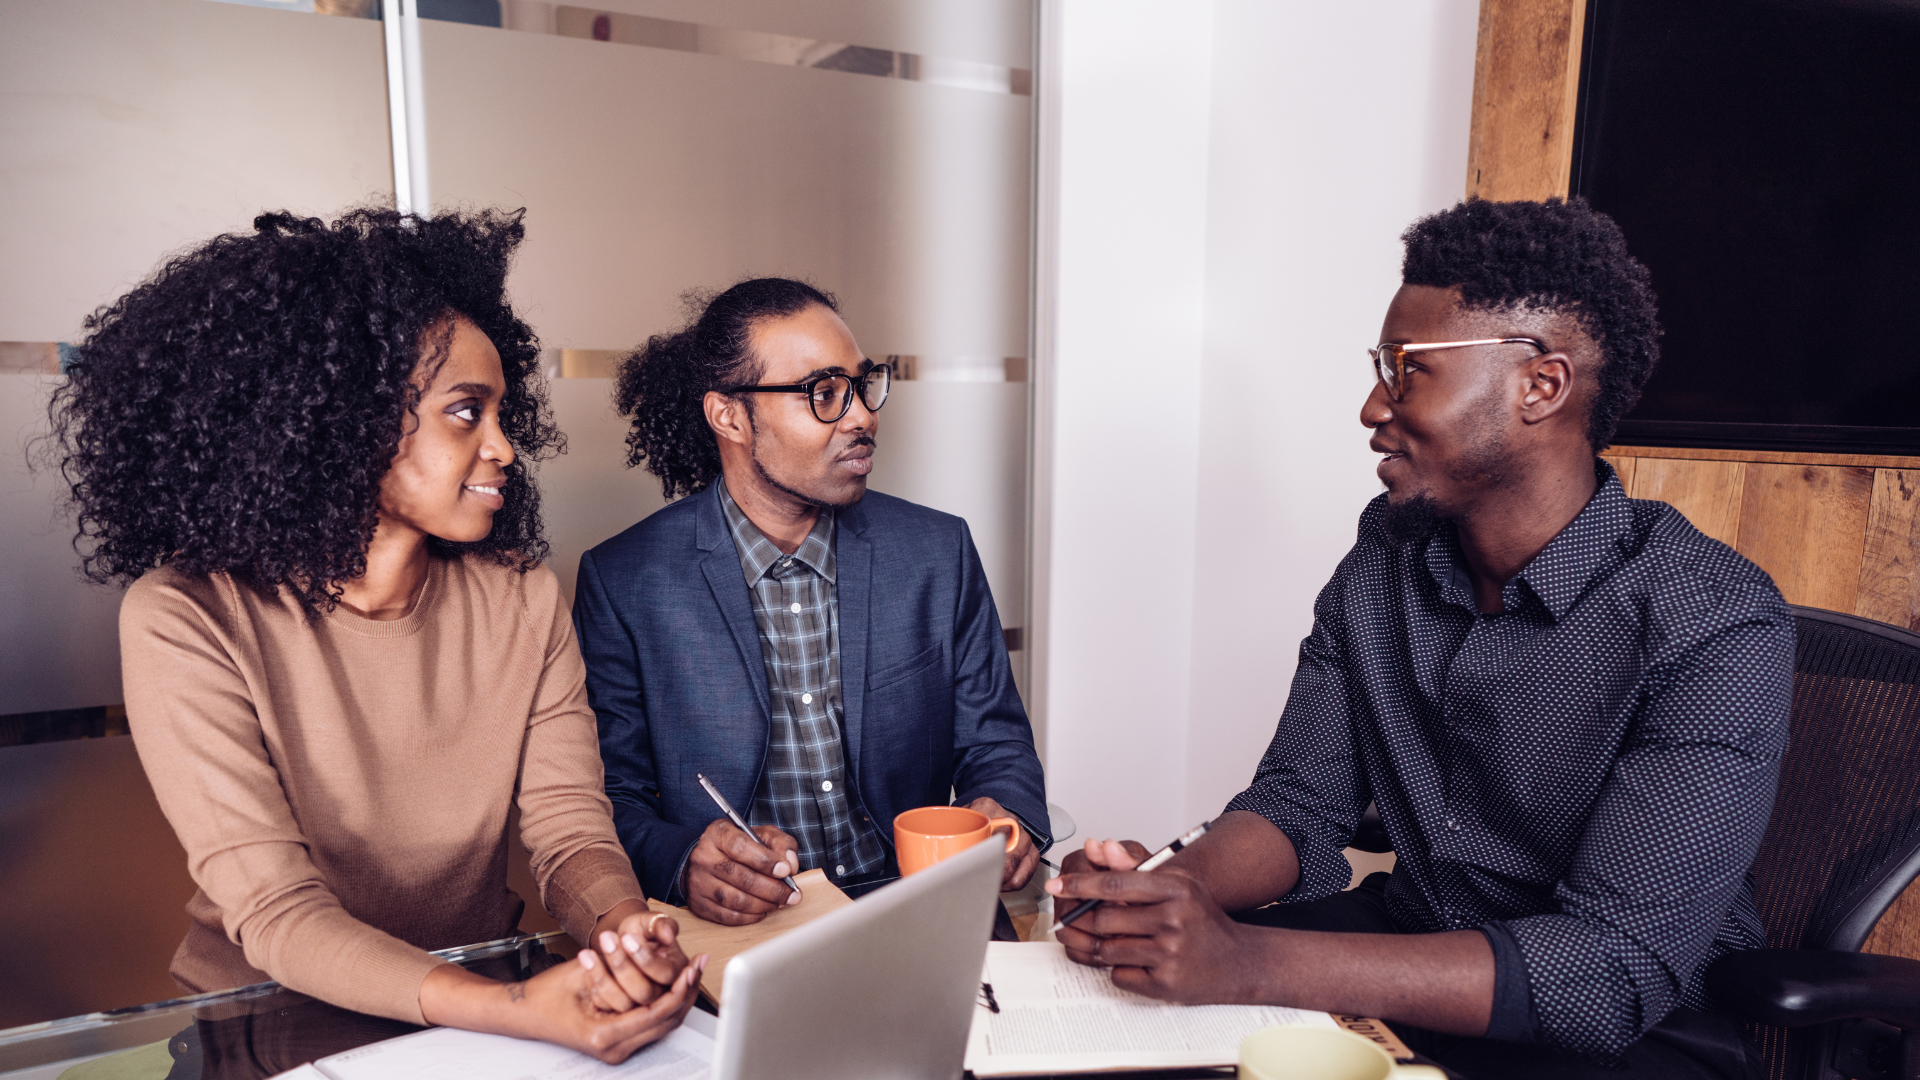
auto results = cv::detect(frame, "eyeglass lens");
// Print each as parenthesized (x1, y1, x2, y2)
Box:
(1371, 345, 1401, 399)
(806, 366, 890, 422)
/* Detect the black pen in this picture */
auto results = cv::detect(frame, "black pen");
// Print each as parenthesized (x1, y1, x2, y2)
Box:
(1054, 821, 1211, 929)
(695, 772, 802, 895)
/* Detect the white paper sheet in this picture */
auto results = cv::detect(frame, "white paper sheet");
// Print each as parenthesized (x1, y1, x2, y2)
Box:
(295, 1020, 713, 1080)
(964, 942, 1338, 1076)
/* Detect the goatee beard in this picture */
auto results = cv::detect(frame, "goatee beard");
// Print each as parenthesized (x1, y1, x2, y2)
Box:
(749, 438, 872, 510)
(1383, 493, 1442, 545)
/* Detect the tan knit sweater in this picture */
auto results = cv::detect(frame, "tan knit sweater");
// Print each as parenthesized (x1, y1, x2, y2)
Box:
(121, 556, 645, 1024)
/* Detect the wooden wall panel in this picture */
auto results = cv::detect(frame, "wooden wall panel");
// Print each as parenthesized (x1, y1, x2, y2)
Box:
(1734, 463, 1874, 612)
(1630, 458, 1746, 547)
(1865, 879, 1920, 960)
(1857, 469, 1920, 632)
(1599, 453, 1635, 492)
(1465, 0, 1587, 200)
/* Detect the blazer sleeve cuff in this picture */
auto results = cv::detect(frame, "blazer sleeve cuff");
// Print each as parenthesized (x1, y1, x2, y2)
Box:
(639, 822, 708, 903)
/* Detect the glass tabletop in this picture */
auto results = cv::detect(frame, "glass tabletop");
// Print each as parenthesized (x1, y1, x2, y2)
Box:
(0, 931, 568, 1080)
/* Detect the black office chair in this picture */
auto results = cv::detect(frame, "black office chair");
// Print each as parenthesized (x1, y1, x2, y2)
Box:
(1705, 606, 1920, 1080)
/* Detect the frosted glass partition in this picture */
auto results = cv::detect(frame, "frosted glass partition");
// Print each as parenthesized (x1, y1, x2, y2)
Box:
(0, 0, 393, 714)
(421, 5, 1034, 642)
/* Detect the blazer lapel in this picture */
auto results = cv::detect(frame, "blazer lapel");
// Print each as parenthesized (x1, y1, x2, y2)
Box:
(837, 511, 873, 768)
(697, 486, 772, 727)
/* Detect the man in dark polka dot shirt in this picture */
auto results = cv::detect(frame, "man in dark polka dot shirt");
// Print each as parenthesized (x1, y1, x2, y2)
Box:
(1047, 199, 1792, 1079)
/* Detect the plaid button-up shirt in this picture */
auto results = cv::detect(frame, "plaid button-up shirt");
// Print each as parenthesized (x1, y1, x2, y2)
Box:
(720, 482, 891, 884)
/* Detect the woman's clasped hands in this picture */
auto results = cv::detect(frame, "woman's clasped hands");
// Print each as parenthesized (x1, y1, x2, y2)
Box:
(420, 901, 708, 1064)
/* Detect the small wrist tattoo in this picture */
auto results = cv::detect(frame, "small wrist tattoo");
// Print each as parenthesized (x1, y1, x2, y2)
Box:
(506, 981, 526, 1003)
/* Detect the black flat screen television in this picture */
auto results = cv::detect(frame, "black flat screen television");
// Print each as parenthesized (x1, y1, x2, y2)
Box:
(1571, 0, 1920, 455)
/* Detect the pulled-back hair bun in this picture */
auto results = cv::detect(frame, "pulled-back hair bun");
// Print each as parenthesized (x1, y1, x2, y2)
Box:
(614, 277, 837, 499)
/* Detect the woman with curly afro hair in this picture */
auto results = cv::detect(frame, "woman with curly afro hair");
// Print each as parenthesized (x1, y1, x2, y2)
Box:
(51, 208, 704, 1064)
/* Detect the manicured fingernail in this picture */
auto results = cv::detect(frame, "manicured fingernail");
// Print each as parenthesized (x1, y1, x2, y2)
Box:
(599, 931, 619, 954)
(787, 891, 802, 905)
(623, 934, 642, 953)
(772, 861, 789, 877)
(1045, 879, 1061, 894)
(580, 950, 597, 969)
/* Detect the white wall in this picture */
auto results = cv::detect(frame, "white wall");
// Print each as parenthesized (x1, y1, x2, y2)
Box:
(1035, 0, 1479, 844)
(1031, 0, 1215, 845)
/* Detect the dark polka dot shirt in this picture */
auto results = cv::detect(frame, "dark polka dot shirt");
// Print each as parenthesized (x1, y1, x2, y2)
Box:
(1226, 462, 1794, 1061)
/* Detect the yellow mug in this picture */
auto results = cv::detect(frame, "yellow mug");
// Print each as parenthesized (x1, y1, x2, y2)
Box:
(893, 805, 1022, 876)
(1239, 1026, 1447, 1080)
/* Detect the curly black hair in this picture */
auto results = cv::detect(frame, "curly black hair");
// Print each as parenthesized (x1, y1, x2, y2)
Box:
(48, 206, 563, 612)
(613, 277, 838, 499)
(1401, 197, 1661, 450)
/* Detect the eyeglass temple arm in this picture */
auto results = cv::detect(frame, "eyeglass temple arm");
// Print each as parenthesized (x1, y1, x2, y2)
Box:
(726, 365, 890, 395)
(1396, 337, 1546, 354)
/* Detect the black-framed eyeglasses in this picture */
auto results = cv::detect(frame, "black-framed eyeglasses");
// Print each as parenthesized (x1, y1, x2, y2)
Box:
(1367, 338, 1547, 401)
(724, 361, 892, 423)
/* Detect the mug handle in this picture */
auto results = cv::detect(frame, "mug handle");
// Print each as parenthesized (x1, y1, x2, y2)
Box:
(987, 816, 1023, 853)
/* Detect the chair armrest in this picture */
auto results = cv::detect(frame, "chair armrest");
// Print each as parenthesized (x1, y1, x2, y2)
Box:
(1706, 949, 1920, 1029)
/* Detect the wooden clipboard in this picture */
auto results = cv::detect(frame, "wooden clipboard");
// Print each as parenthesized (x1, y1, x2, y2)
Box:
(646, 867, 853, 1005)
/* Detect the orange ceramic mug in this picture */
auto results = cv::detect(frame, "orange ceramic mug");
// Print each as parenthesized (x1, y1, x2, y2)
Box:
(893, 806, 1023, 876)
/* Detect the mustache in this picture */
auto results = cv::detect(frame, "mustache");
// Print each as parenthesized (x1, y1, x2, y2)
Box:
(844, 435, 876, 449)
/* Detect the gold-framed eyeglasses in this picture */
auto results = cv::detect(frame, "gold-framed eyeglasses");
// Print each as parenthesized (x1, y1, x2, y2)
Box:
(1368, 338, 1547, 401)
(724, 361, 892, 423)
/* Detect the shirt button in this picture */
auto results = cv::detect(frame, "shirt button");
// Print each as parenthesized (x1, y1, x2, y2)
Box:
(836, 864, 846, 876)
(790, 602, 802, 613)
(821, 780, 834, 792)
(1445, 818, 1461, 832)
(802, 693, 813, 704)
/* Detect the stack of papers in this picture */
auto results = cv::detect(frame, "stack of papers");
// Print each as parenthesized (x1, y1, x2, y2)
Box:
(965, 942, 1339, 1076)
(272, 1010, 716, 1080)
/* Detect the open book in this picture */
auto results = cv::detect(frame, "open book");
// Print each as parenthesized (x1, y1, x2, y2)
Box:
(964, 942, 1340, 1076)
(270, 1009, 716, 1080)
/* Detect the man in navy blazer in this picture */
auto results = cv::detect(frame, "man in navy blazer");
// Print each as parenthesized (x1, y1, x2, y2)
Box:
(574, 278, 1048, 925)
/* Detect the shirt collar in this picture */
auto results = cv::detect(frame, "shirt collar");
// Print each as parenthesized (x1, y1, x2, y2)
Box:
(1424, 459, 1634, 621)
(718, 479, 837, 585)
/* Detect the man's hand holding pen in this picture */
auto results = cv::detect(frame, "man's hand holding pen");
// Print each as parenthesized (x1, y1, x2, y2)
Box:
(1047, 836, 1258, 1005)
(682, 818, 804, 925)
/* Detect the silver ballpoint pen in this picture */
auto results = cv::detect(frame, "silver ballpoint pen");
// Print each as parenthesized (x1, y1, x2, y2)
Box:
(695, 772, 802, 894)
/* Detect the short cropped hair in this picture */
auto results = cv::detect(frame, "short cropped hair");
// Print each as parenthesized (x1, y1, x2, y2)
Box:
(1401, 197, 1661, 450)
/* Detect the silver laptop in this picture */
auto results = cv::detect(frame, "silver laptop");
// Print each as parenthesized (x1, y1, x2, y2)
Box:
(711, 836, 1004, 1080)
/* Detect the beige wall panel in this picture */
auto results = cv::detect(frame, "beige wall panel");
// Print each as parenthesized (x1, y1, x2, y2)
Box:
(421, 19, 1029, 362)
(1735, 463, 1874, 612)
(1465, 0, 1586, 200)
(420, 19, 1031, 626)
(1631, 458, 1746, 548)
(535, 0, 1032, 69)
(1857, 469, 1920, 632)
(1, 0, 393, 713)
(0, 0, 392, 341)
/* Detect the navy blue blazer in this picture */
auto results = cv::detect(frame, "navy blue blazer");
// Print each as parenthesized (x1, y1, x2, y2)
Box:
(573, 483, 1050, 901)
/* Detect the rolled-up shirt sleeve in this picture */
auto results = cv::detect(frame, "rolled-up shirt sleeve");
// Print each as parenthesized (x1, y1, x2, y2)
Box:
(1500, 604, 1792, 1059)
(1224, 582, 1370, 904)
